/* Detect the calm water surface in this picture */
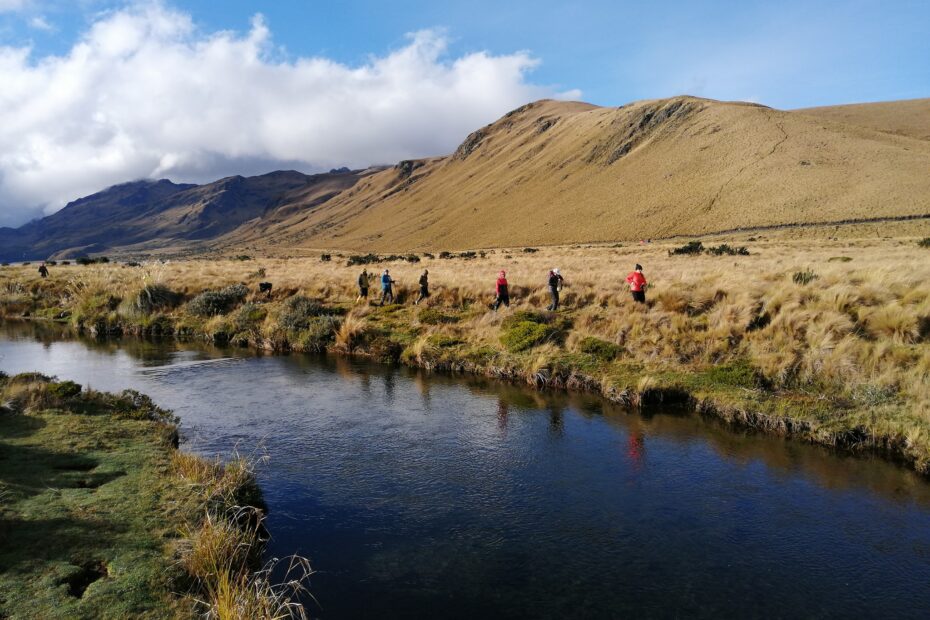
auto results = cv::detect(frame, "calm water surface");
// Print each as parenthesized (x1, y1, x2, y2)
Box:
(2, 321, 930, 619)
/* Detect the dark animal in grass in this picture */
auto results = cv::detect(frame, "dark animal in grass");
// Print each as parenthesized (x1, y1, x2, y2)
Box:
(258, 282, 273, 296)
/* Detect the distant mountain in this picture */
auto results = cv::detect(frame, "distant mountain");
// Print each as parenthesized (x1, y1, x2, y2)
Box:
(0, 169, 374, 261)
(3, 96, 929, 259)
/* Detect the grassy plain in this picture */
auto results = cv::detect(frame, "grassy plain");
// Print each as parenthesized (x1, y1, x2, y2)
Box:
(2, 232, 930, 472)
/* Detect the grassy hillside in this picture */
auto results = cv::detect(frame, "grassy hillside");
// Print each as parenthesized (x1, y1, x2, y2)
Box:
(795, 98, 930, 141)
(256, 96, 930, 252)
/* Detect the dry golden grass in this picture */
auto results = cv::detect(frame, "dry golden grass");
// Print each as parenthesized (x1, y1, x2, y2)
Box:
(4, 233, 930, 467)
(225, 96, 930, 253)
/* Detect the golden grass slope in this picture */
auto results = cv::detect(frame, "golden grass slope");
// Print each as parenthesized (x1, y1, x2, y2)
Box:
(258, 96, 930, 252)
(795, 98, 930, 141)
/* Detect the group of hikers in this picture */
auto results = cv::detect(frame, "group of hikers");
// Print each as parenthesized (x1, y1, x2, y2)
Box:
(354, 264, 648, 310)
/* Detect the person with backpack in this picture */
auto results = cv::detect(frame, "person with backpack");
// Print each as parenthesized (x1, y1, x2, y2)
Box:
(493, 270, 510, 311)
(414, 269, 430, 305)
(626, 264, 647, 303)
(547, 268, 564, 311)
(379, 269, 395, 305)
(38, 263, 49, 278)
(356, 269, 369, 304)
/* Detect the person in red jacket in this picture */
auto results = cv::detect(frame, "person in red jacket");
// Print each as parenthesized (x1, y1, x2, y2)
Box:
(626, 264, 647, 303)
(493, 270, 510, 311)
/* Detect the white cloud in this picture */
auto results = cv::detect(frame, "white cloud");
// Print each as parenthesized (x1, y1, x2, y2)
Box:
(0, 0, 29, 13)
(0, 3, 578, 227)
(27, 15, 54, 31)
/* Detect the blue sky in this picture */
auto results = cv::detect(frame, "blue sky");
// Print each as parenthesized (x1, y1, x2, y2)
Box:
(0, 0, 927, 226)
(3, 0, 928, 108)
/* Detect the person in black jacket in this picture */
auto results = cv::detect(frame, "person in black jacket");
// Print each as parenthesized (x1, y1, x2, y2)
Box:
(38, 263, 49, 278)
(415, 269, 430, 305)
(356, 269, 369, 304)
(547, 268, 564, 311)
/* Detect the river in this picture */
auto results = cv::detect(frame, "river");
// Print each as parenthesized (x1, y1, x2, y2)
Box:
(2, 320, 929, 619)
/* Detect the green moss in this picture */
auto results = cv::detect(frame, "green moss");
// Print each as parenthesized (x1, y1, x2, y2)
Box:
(427, 334, 465, 348)
(0, 383, 185, 617)
(578, 336, 622, 361)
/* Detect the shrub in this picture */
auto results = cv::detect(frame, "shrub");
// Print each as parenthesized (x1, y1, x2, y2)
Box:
(232, 302, 267, 332)
(61, 261, 70, 266)
(235, 255, 252, 261)
(523, 247, 539, 253)
(320, 254, 332, 262)
(346, 253, 381, 266)
(670, 241, 704, 255)
(919, 238, 930, 248)
(128, 283, 181, 315)
(45, 260, 57, 266)
(792, 269, 819, 285)
(500, 311, 568, 353)
(47, 380, 82, 399)
(438, 251, 453, 259)
(423, 253, 435, 259)
(417, 307, 459, 325)
(707, 244, 750, 256)
(278, 296, 326, 331)
(579, 336, 621, 361)
(294, 316, 340, 352)
(125, 261, 141, 267)
(828, 256, 853, 263)
(405, 254, 421, 263)
(187, 284, 249, 317)
(75, 255, 109, 265)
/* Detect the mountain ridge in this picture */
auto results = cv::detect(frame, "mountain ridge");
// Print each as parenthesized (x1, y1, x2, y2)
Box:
(2, 95, 928, 260)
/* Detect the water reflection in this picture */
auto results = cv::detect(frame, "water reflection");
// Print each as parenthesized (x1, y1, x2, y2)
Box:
(3, 319, 930, 619)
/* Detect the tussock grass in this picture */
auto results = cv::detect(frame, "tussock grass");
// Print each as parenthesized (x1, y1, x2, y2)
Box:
(3, 236, 930, 470)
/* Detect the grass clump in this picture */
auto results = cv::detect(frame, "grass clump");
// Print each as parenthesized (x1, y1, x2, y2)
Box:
(919, 238, 930, 248)
(187, 284, 249, 317)
(578, 336, 622, 361)
(418, 307, 459, 325)
(501, 311, 568, 353)
(792, 269, 819, 285)
(828, 256, 853, 262)
(278, 295, 327, 331)
(126, 283, 181, 315)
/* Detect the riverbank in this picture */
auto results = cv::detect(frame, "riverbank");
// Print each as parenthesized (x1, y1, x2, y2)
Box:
(1, 237, 929, 473)
(0, 372, 309, 618)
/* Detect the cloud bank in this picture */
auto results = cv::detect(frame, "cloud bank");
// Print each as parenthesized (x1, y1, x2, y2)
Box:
(0, 3, 578, 227)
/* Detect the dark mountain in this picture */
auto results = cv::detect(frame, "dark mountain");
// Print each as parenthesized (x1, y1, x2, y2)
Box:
(0, 170, 371, 261)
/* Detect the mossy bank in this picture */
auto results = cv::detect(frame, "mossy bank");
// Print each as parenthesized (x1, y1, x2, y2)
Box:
(0, 372, 308, 619)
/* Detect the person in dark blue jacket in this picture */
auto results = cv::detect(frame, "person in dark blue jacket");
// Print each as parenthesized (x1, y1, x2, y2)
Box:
(380, 269, 395, 305)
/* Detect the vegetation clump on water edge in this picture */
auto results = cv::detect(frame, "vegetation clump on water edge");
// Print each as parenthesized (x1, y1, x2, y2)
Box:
(0, 371, 312, 619)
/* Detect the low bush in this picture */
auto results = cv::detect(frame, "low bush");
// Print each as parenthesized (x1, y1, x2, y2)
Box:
(234, 255, 252, 261)
(47, 380, 82, 399)
(127, 283, 181, 315)
(707, 244, 750, 256)
(320, 253, 332, 262)
(347, 253, 381, 266)
(670, 241, 704, 255)
(919, 238, 930, 248)
(293, 316, 341, 352)
(828, 256, 853, 263)
(187, 284, 249, 317)
(76, 256, 109, 265)
(278, 295, 327, 331)
(500, 311, 569, 353)
(523, 247, 539, 253)
(579, 336, 622, 361)
(439, 251, 453, 259)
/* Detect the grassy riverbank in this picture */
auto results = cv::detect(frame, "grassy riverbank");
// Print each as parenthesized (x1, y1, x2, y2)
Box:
(0, 373, 309, 619)
(2, 236, 929, 472)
